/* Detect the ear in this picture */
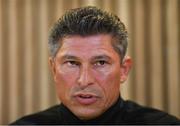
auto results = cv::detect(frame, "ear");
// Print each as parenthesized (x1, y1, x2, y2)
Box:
(49, 57, 56, 76)
(120, 56, 132, 83)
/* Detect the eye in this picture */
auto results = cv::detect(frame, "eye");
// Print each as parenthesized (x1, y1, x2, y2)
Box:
(65, 61, 80, 66)
(95, 60, 108, 66)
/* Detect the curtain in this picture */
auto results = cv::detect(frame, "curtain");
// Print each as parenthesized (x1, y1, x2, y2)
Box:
(0, 0, 179, 124)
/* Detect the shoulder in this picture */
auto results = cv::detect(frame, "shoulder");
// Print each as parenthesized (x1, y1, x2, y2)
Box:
(10, 105, 62, 125)
(122, 100, 180, 124)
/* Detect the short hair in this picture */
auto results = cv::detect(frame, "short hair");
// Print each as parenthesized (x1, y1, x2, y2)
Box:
(48, 6, 128, 62)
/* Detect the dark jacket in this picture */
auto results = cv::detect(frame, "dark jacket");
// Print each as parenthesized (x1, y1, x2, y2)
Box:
(11, 97, 180, 125)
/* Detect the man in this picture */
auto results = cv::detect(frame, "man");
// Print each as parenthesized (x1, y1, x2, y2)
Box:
(11, 6, 179, 124)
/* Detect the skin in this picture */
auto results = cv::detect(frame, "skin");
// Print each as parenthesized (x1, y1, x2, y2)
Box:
(49, 34, 132, 120)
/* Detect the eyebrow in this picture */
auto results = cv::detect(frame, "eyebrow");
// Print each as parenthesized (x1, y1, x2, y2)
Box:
(60, 54, 112, 61)
(60, 55, 79, 61)
(91, 55, 112, 61)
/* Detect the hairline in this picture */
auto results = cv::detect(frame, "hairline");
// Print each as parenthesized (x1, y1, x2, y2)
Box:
(51, 33, 123, 63)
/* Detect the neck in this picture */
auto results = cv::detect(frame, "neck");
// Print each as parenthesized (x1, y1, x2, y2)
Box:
(60, 95, 124, 124)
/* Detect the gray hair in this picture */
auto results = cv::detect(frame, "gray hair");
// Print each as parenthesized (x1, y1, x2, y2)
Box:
(48, 6, 128, 62)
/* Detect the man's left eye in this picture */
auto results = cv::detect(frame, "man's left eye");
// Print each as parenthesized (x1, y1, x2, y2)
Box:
(95, 60, 107, 66)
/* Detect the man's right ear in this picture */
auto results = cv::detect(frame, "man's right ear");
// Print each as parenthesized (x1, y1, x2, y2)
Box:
(49, 57, 56, 76)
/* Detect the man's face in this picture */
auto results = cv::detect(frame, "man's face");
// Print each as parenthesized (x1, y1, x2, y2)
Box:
(49, 34, 131, 120)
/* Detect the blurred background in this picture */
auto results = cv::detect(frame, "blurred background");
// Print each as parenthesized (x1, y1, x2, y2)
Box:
(0, 0, 179, 124)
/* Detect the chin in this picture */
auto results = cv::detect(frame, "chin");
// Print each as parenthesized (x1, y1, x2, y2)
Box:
(72, 106, 104, 120)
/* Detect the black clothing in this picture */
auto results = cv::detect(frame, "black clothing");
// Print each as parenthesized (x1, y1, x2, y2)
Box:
(11, 97, 180, 125)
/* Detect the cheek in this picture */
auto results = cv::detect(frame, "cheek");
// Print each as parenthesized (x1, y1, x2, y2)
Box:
(54, 67, 79, 99)
(56, 73, 76, 86)
(55, 65, 79, 87)
(93, 68, 121, 96)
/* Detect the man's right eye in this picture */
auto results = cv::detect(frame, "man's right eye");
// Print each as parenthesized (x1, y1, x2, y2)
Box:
(65, 61, 80, 66)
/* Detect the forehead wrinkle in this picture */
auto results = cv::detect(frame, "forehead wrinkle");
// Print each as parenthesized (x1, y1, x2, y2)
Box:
(60, 34, 114, 49)
(56, 34, 120, 62)
(60, 54, 80, 61)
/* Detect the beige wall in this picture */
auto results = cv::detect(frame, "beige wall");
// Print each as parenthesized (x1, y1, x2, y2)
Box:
(0, 0, 179, 124)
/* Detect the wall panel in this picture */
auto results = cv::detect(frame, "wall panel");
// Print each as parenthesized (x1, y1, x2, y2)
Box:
(166, 0, 179, 117)
(0, 0, 179, 124)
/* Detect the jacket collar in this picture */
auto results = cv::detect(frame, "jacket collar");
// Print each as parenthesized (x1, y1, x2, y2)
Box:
(59, 95, 124, 124)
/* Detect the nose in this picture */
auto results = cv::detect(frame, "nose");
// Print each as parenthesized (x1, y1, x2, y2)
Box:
(77, 65, 94, 89)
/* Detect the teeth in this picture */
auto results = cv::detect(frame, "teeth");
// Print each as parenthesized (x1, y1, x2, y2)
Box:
(80, 95, 92, 98)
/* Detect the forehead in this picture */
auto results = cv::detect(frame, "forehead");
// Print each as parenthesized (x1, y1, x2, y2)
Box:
(61, 34, 113, 48)
(56, 34, 120, 60)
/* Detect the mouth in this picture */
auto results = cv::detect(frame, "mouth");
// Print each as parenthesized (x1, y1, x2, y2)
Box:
(74, 93, 99, 105)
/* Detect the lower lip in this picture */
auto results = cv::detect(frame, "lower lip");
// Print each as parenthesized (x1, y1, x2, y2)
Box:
(75, 96, 98, 105)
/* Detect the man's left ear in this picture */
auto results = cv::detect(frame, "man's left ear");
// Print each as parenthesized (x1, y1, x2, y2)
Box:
(120, 56, 132, 83)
